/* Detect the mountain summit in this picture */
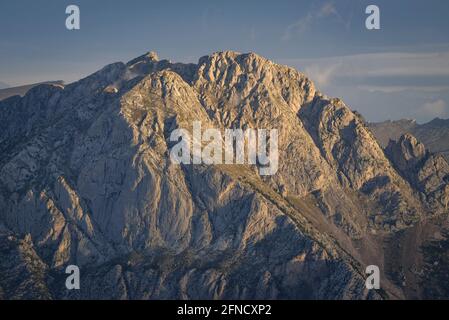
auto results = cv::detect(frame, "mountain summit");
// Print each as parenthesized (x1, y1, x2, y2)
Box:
(0, 51, 448, 299)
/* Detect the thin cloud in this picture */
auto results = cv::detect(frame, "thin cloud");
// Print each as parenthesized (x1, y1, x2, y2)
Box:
(282, 2, 346, 41)
(282, 13, 313, 40)
(304, 63, 342, 87)
(419, 99, 448, 118)
(280, 51, 449, 92)
(358, 85, 449, 93)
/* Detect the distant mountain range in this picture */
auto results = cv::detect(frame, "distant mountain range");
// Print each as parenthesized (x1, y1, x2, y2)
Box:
(0, 51, 448, 300)
(0, 81, 64, 101)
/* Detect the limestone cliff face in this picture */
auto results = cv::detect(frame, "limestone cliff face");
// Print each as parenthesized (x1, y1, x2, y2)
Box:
(0, 51, 448, 299)
(370, 118, 449, 162)
(385, 134, 449, 213)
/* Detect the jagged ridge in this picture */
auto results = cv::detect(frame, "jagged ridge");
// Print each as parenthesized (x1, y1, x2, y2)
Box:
(0, 50, 448, 299)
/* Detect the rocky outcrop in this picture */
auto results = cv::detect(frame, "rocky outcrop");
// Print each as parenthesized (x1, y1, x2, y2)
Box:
(370, 118, 449, 162)
(386, 134, 449, 212)
(0, 227, 51, 299)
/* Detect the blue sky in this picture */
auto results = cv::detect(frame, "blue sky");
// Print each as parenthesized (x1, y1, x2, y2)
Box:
(1, 0, 449, 122)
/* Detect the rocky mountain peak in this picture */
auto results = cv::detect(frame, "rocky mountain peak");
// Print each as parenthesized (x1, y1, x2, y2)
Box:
(385, 133, 449, 212)
(146, 51, 159, 62)
(1, 50, 449, 299)
(386, 133, 428, 170)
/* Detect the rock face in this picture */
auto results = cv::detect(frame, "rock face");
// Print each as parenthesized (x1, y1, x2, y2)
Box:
(370, 118, 449, 162)
(385, 134, 449, 213)
(0, 51, 448, 299)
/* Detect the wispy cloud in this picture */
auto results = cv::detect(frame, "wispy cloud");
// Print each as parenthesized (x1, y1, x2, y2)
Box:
(419, 99, 448, 118)
(280, 50, 449, 92)
(317, 2, 341, 19)
(357, 85, 449, 94)
(303, 62, 342, 87)
(282, 13, 313, 40)
(282, 2, 347, 41)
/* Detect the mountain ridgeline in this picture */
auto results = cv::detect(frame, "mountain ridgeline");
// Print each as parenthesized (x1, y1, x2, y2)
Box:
(0, 51, 448, 299)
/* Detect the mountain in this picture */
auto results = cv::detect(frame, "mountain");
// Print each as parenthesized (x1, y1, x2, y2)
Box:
(0, 82, 9, 90)
(0, 51, 448, 299)
(370, 118, 449, 162)
(0, 81, 64, 101)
